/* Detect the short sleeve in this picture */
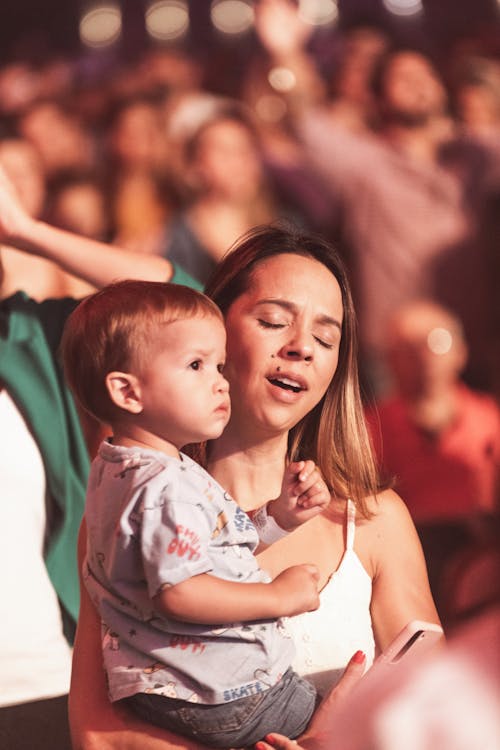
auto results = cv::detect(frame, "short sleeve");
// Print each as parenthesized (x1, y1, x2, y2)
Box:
(139, 475, 214, 597)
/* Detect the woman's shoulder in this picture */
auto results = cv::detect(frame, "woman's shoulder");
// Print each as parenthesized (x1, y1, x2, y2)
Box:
(356, 489, 417, 561)
(356, 489, 418, 578)
(367, 486, 410, 513)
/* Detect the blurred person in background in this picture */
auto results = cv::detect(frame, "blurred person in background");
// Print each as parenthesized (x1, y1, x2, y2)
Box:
(254, 0, 500, 398)
(0, 135, 94, 299)
(365, 299, 500, 618)
(161, 93, 303, 285)
(451, 55, 500, 140)
(136, 48, 204, 99)
(45, 170, 111, 246)
(0, 57, 75, 120)
(102, 93, 178, 255)
(318, 24, 390, 134)
(17, 98, 97, 181)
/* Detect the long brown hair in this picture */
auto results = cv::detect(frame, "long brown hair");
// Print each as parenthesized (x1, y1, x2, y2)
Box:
(203, 223, 381, 517)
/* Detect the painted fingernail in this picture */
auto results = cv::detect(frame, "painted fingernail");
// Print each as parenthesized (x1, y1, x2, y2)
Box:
(353, 650, 366, 663)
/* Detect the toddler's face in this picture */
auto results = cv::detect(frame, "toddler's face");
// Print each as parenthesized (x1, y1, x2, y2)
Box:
(139, 314, 230, 449)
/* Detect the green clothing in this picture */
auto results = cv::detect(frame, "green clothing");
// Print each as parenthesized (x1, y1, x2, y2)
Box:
(0, 292, 85, 625)
(0, 263, 202, 634)
(169, 264, 204, 291)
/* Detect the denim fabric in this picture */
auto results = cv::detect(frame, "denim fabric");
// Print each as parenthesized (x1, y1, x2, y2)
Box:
(125, 668, 316, 748)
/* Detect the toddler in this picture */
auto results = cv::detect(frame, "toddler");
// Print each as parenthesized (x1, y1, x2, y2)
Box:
(62, 280, 330, 748)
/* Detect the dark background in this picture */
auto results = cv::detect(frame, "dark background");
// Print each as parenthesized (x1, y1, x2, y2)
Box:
(1, 0, 499, 69)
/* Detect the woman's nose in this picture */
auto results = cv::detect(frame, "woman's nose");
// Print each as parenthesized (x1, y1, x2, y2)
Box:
(282, 335, 314, 362)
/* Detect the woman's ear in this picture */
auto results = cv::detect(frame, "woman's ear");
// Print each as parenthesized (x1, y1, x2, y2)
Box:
(105, 372, 143, 414)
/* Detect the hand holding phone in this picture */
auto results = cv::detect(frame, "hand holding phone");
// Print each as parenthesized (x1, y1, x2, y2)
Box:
(368, 620, 444, 676)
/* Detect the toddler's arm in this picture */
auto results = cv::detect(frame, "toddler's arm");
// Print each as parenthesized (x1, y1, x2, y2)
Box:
(154, 562, 320, 624)
(268, 460, 331, 532)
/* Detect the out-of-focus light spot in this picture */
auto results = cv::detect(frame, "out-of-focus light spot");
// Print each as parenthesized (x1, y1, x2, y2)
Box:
(268, 67, 296, 93)
(382, 0, 423, 17)
(427, 327, 453, 355)
(298, 0, 338, 26)
(210, 0, 254, 35)
(145, 0, 189, 41)
(255, 94, 287, 122)
(79, 4, 122, 48)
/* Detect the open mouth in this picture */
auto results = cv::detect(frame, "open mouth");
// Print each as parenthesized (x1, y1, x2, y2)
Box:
(268, 376, 305, 394)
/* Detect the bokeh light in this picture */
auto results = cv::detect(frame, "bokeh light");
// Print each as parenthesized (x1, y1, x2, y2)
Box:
(382, 0, 423, 17)
(79, 3, 122, 48)
(268, 67, 297, 93)
(210, 0, 254, 35)
(298, 0, 338, 26)
(145, 0, 190, 41)
(427, 327, 453, 355)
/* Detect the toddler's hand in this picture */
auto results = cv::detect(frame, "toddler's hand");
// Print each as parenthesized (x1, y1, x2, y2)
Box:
(271, 564, 320, 616)
(270, 460, 330, 531)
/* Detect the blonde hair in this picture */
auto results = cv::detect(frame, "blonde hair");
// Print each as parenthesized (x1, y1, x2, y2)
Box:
(203, 224, 382, 517)
(61, 280, 222, 424)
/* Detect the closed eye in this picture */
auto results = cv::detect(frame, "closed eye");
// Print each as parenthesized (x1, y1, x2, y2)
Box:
(314, 336, 334, 350)
(258, 319, 285, 330)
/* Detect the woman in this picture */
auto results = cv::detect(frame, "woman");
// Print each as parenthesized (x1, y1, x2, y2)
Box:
(69, 225, 438, 748)
(162, 94, 297, 285)
(0, 169, 438, 748)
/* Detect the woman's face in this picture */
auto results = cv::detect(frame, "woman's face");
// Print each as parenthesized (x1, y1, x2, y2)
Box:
(223, 253, 344, 436)
(192, 119, 263, 199)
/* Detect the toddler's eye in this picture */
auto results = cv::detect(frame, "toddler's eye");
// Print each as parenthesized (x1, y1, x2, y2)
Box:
(189, 360, 201, 370)
(217, 363, 225, 373)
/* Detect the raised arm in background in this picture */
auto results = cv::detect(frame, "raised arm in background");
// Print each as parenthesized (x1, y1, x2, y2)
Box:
(0, 166, 175, 290)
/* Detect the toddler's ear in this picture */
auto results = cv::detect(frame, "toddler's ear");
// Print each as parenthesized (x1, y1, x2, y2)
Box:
(105, 372, 143, 414)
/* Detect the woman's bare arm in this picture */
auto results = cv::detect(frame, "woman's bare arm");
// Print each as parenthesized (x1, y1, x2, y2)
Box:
(69, 521, 207, 750)
(0, 166, 173, 289)
(254, 0, 327, 110)
(365, 489, 441, 652)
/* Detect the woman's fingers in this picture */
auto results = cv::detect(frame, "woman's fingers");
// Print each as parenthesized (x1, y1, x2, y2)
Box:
(297, 651, 366, 749)
(255, 735, 300, 750)
(255, 653, 367, 750)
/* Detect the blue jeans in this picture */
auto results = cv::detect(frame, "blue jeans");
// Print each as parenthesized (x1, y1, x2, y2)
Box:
(125, 668, 317, 748)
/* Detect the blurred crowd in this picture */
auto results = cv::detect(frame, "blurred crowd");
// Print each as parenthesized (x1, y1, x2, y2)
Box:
(1, 0, 499, 650)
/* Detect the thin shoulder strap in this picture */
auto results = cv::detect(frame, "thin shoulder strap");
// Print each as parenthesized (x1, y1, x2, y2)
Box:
(346, 499, 356, 550)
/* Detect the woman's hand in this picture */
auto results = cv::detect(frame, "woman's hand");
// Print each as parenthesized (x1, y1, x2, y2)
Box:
(255, 651, 367, 750)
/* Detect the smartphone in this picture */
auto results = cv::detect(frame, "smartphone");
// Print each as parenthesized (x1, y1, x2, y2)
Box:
(368, 620, 444, 674)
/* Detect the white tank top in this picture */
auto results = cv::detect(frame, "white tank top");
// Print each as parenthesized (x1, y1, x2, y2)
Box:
(288, 499, 375, 696)
(0, 390, 72, 706)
